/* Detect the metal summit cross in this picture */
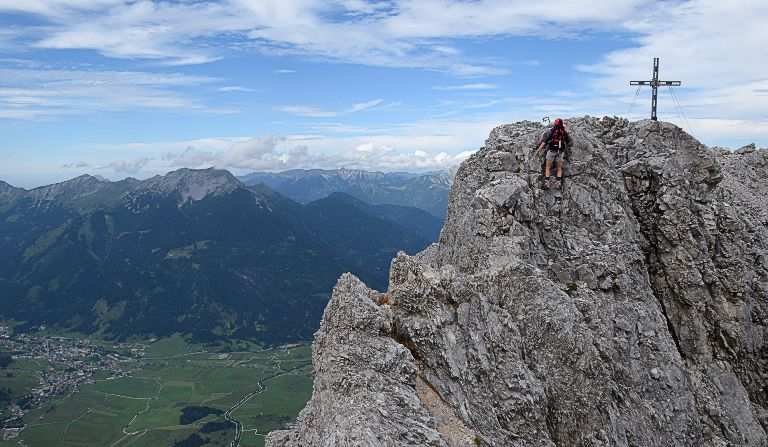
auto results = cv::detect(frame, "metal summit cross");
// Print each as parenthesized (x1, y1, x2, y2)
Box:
(630, 57, 681, 121)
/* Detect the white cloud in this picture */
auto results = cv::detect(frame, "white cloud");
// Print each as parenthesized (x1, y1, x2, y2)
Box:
(61, 156, 150, 174)
(274, 69, 296, 74)
(24, 1, 249, 66)
(60, 161, 92, 169)
(223, 135, 282, 164)
(353, 142, 378, 153)
(658, 118, 768, 149)
(183, 112, 503, 171)
(106, 157, 150, 174)
(100, 138, 242, 155)
(161, 55, 223, 66)
(82, 112, 499, 176)
(0, 64, 234, 118)
(336, 142, 471, 171)
(218, 85, 255, 92)
(278, 105, 339, 118)
(159, 135, 472, 173)
(279, 99, 384, 117)
(349, 99, 385, 112)
(163, 134, 327, 171)
(433, 83, 498, 91)
(0, 0, 653, 73)
(0, 0, 118, 18)
(334, 0, 393, 16)
(164, 147, 217, 168)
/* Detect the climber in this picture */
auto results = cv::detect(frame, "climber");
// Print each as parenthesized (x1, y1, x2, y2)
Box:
(533, 118, 572, 189)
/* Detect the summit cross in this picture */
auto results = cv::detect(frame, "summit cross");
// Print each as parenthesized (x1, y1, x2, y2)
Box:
(630, 58, 681, 121)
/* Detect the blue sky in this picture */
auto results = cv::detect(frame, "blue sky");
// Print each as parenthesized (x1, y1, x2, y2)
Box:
(1, 0, 767, 187)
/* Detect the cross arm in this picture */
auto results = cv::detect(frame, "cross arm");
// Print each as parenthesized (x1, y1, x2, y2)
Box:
(630, 81, 681, 86)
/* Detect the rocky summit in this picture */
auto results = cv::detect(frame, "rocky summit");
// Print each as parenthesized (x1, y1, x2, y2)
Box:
(266, 117, 768, 447)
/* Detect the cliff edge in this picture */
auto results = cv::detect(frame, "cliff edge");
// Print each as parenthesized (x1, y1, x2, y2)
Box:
(267, 117, 768, 447)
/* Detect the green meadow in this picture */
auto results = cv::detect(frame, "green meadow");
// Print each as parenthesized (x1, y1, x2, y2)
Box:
(1, 339, 313, 447)
(0, 358, 50, 421)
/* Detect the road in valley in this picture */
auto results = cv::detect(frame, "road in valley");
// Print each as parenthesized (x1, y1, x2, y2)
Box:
(224, 382, 264, 446)
(224, 359, 309, 447)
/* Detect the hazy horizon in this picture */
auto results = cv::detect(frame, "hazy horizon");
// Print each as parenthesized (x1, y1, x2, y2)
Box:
(1, 164, 459, 189)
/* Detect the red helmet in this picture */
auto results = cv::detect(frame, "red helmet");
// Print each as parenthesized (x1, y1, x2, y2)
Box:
(554, 118, 563, 126)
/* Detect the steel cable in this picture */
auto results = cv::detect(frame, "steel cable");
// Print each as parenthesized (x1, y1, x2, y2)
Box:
(627, 85, 642, 117)
(669, 86, 695, 138)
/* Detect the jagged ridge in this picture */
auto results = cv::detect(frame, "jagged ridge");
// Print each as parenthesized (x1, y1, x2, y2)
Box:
(267, 117, 768, 447)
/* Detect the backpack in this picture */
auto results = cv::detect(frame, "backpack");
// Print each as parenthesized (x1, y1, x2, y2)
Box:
(548, 126, 567, 152)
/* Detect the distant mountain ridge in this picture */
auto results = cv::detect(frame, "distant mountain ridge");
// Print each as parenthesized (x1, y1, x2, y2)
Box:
(0, 169, 442, 345)
(239, 167, 455, 218)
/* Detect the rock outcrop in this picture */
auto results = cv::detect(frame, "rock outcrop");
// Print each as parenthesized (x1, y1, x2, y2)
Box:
(133, 167, 242, 204)
(267, 117, 768, 447)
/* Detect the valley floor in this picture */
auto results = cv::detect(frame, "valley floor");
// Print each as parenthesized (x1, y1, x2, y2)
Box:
(1, 333, 312, 447)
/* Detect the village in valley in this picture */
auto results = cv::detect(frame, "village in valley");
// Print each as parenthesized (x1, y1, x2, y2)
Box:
(0, 324, 141, 441)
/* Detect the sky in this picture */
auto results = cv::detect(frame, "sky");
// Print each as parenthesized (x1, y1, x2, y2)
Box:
(1, 0, 767, 188)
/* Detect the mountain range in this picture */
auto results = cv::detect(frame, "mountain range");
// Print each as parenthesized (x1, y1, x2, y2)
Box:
(0, 169, 443, 345)
(239, 168, 455, 218)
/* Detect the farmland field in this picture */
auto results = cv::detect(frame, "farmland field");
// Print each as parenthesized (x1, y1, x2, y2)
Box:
(1, 337, 312, 447)
(0, 358, 50, 421)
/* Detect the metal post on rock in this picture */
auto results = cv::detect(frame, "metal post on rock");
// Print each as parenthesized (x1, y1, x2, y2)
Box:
(630, 58, 681, 121)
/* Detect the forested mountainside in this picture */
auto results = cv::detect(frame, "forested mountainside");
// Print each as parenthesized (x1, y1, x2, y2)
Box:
(0, 169, 441, 345)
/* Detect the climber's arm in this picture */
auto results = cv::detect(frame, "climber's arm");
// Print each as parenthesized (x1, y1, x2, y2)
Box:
(534, 130, 551, 156)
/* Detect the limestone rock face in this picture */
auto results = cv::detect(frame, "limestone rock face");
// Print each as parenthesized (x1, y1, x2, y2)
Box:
(134, 167, 241, 204)
(267, 117, 768, 447)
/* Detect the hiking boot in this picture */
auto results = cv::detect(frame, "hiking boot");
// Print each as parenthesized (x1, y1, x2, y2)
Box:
(554, 177, 562, 189)
(543, 178, 551, 189)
